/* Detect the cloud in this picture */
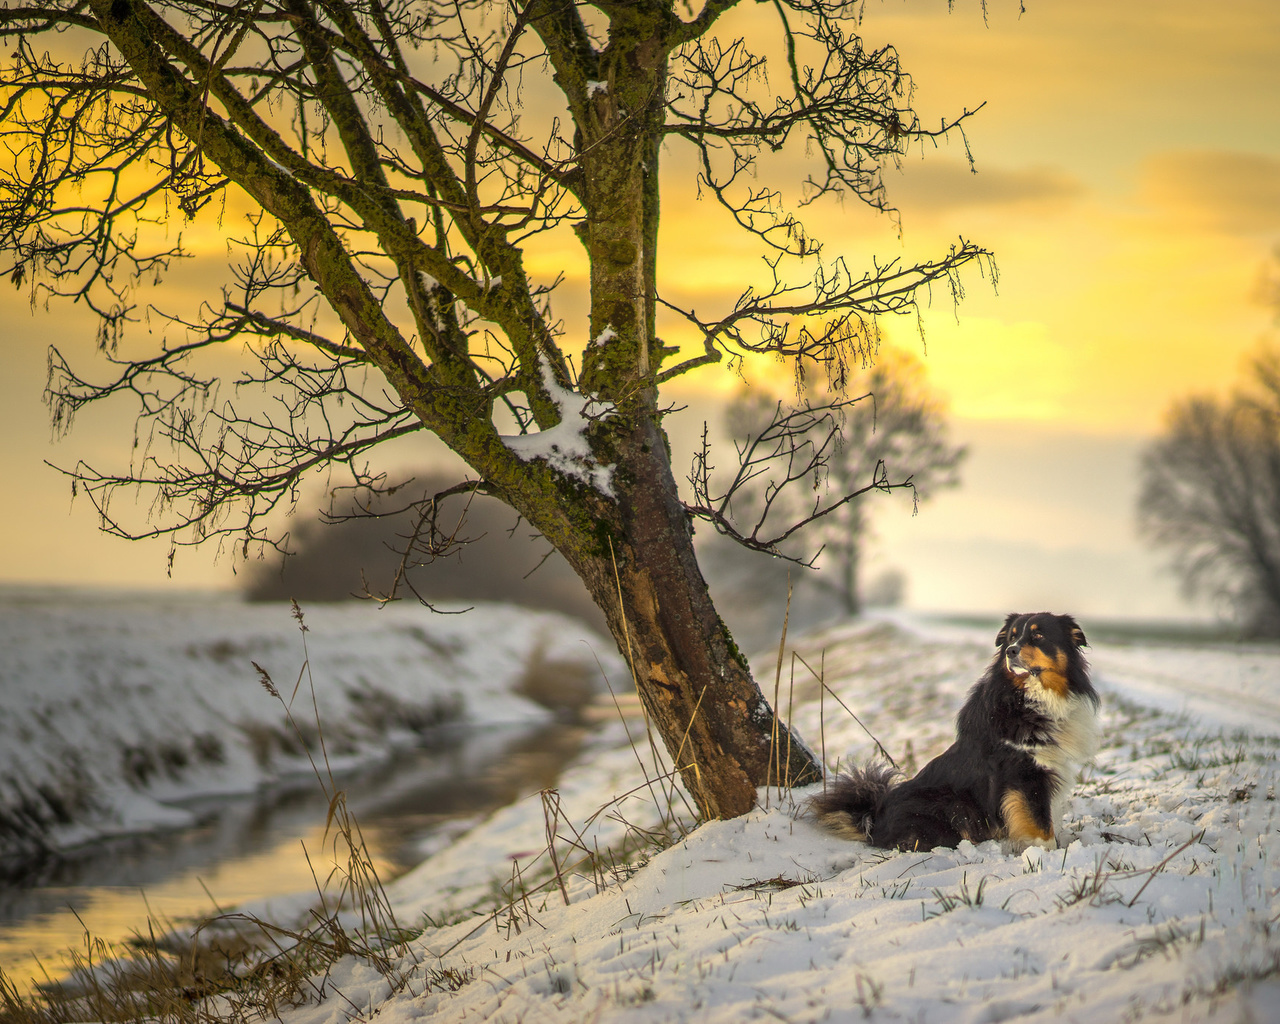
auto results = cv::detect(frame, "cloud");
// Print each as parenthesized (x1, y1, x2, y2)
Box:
(886, 161, 1085, 215)
(1140, 150, 1280, 235)
(857, 0, 1280, 131)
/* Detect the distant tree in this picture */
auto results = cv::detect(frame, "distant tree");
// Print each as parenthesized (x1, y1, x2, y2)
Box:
(1, 0, 990, 818)
(712, 346, 964, 616)
(243, 472, 608, 632)
(1139, 343, 1280, 636)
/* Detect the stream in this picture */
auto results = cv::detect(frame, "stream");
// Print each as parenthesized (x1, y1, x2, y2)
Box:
(0, 719, 588, 991)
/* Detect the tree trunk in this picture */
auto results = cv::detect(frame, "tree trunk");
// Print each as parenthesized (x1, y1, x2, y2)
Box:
(840, 508, 865, 618)
(509, 18, 820, 818)
(521, 416, 821, 820)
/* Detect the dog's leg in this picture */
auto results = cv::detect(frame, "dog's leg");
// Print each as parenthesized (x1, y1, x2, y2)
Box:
(1001, 788, 1055, 851)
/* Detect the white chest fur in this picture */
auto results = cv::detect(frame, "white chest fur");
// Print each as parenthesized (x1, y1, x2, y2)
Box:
(1024, 686, 1101, 839)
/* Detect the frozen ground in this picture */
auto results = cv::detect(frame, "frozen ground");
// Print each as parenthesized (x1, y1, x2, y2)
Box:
(271, 617, 1280, 1024)
(0, 588, 617, 865)
(4, 603, 1280, 1022)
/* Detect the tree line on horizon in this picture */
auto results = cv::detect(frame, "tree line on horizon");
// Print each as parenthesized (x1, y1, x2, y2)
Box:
(1137, 250, 1280, 637)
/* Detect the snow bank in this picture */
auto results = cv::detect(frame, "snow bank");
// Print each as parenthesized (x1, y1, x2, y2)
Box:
(285, 618, 1280, 1024)
(0, 588, 619, 866)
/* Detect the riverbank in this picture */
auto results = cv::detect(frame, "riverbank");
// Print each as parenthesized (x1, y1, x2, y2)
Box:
(0, 588, 621, 870)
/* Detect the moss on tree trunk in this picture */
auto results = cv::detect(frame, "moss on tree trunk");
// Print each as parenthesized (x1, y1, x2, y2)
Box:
(501, 416, 820, 819)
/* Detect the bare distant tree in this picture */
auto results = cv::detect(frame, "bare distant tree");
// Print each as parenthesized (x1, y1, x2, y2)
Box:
(711, 346, 964, 616)
(1, 0, 992, 817)
(1139, 343, 1280, 636)
(243, 472, 608, 631)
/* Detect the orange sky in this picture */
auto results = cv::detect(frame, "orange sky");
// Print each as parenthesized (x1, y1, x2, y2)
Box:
(2, 0, 1278, 618)
(654, 0, 1280, 426)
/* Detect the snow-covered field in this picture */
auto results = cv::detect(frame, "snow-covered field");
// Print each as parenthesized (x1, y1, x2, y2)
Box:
(0, 588, 616, 865)
(4, 599, 1280, 1022)
(288, 617, 1280, 1024)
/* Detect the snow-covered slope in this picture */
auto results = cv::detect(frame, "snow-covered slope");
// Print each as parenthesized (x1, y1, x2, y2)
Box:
(279, 618, 1280, 1024)
(0, 588, 617, 865)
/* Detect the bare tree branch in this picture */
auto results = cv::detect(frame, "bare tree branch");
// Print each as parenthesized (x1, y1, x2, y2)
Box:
(685, 397, 912, 565)
(3, 0, 999, 818)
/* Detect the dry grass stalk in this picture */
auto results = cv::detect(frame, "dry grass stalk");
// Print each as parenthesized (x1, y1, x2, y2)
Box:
(793, 651, 897, 770)
(767, 575, 794, 805)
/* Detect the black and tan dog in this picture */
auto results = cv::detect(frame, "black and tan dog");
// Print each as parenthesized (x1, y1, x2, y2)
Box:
(810, 612, 1100, 852)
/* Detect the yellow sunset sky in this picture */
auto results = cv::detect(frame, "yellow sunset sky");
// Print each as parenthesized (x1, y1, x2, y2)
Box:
(2, 0, 1278, 621)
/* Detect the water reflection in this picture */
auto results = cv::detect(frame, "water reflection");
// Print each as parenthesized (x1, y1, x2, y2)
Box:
(0, 720, 586, 990)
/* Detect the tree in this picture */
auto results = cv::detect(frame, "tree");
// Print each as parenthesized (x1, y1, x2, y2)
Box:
(1139, 343, 1280, 637)
(713, 345, 963, 616)
(1, 0, 990, 818)
(242, 470, 608, 632)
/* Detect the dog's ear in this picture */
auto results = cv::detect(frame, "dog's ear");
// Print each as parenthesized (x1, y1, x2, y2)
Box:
(1066, 617, 1088, 648)
(995, 613, 1019, 648)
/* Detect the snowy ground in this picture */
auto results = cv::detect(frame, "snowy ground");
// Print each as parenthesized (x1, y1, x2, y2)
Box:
(0, 587, 616, 865)
(4, 601, 1280, 1022)
(266, 617, 1280, 1024)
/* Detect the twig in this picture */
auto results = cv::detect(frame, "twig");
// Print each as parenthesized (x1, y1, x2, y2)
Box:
(540, 790, 572, 907)
(1126, 831, 1206, 907)
(792, 651, 897, 769)
(784, 647, 796, 791)
(769, 573, 793, 802)
(819, 649, 828, 790)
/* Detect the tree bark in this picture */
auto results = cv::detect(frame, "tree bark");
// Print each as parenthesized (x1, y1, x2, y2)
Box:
(503, 416, 821, 820)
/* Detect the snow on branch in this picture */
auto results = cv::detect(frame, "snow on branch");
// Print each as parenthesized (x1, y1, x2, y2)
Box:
(502, 354, 617, 497)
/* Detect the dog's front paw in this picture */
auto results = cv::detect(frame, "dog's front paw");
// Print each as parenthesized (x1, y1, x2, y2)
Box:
(1004, 833, 1058, 857)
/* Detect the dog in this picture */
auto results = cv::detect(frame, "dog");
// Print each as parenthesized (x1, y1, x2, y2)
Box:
(809, 612, 1100, 852)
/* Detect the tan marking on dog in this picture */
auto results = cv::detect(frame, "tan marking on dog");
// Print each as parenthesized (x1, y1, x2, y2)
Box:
(816, 811, 868, 842)
(1017, 647, 1070, 697)
(1002, 789, 1053, 845)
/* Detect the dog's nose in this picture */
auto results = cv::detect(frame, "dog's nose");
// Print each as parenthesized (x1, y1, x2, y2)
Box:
(1006, 644, 1020, 657)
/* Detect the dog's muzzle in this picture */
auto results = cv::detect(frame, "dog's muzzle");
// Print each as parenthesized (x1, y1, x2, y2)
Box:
(1006, 650, 1036, 679)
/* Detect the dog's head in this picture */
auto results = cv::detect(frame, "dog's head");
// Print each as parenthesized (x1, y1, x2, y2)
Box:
(994, 612, 1089, 699)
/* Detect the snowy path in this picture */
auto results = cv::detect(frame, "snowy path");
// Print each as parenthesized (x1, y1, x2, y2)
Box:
(1092, 641, 1280, 739)
(885, 610, 1280, 739)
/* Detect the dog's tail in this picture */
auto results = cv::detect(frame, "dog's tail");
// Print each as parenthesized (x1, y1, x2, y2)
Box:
(807, 761, 900, 841)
